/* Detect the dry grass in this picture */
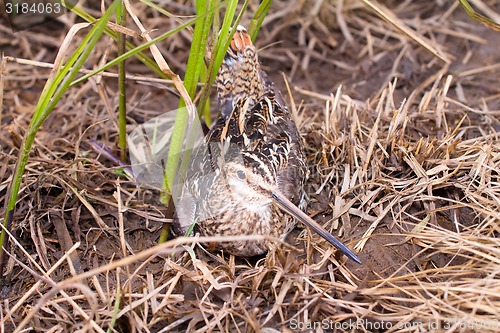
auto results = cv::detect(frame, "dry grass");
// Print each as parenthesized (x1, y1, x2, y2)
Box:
(1, 0, 500, 332)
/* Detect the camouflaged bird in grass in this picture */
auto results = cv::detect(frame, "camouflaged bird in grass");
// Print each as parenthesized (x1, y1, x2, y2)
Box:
(174, 26, 361, 264)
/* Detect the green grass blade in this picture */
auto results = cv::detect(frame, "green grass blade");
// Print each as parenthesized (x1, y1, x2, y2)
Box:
(64, 0, 164, 78)
(458, 0, 500, 31)
(117, 0, 128, 161)
(210, 0, 242, 79)
(248, 0, 272, 41)
(106, 284, 122, 333)
(69, 14, 203, 87)
(1, 0, 120, 279)
(158, 1, 236, 242)
(139, 0, 192, 24)
(196, 0, 246, 117)
(163, 1, 215, 194)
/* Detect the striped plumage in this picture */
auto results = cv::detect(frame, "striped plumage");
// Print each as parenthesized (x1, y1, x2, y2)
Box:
(174, 26, 361, 263)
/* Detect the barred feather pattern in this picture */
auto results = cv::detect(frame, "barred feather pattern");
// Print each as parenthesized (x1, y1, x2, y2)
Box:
(174, 26, 307, 256)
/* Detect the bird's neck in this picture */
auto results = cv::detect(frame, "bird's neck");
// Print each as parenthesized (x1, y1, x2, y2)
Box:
(216, 47, 265, 114)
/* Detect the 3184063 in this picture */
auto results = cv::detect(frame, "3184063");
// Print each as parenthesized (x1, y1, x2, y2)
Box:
(6, 1, 62, 15)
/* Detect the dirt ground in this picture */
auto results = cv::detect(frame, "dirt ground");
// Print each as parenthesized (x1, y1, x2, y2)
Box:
(1, 0, 500, 332)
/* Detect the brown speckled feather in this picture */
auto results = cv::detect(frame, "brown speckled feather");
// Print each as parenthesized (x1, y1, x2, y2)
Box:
(174, 26, 307, 256)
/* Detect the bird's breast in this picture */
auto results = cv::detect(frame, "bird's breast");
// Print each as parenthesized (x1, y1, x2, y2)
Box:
(198, 202, 273, 237)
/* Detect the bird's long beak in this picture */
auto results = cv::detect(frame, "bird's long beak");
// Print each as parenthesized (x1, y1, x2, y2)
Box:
(271, 190, 362, 265)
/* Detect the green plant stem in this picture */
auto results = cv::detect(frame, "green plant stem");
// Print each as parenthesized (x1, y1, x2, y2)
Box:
(458, 0, 500, 31)
(64, 0, 165, 78)
(69, 14, 202, 87)
(106, 284, 121, 333)
(248, 0, 273, 41)
(117, 0, 127, 162)
(196, 0, 244, 119)
(158, 0, 215, 242)
(0, 0, 119, 282)
(162, 1, 214, 194)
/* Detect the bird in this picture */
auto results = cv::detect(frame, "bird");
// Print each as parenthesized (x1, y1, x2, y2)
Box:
(173, 25, 361, 264)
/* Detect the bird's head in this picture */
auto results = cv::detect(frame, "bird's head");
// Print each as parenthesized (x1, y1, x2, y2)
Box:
(217, 156, 276, 211)
(217, 158, 362, 264)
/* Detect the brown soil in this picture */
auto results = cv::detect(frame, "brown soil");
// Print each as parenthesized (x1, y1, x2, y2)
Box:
(1, 0, 499, 332)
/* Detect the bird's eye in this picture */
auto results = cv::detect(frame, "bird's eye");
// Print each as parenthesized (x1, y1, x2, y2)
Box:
(236, 170, 246, 180)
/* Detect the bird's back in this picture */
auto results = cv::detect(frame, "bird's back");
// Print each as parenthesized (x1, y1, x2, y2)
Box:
(211, 26, 307, 203)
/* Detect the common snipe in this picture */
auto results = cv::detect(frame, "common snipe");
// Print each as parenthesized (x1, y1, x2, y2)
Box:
(174, 26, 361, 264)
